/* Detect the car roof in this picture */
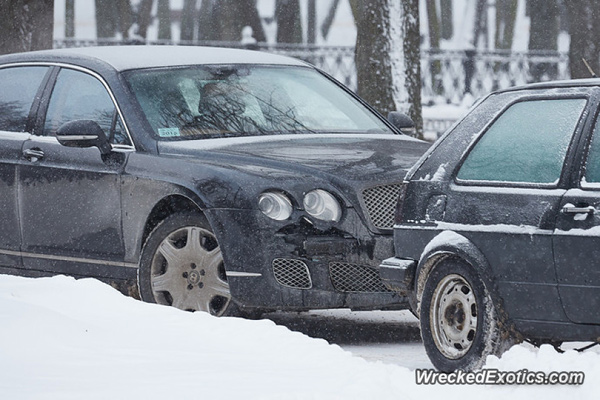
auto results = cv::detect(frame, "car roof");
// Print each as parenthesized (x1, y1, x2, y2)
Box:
(496, 77, 600, 94)
(0, 45, 309, 72)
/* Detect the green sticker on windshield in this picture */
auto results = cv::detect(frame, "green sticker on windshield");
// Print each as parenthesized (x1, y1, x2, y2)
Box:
(158, 127, 181, 137)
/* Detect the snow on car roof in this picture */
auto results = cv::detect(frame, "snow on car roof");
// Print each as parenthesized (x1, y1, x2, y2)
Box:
(0, 45, 309, 71)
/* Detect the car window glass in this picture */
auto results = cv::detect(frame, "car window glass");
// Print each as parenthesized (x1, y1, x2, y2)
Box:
(44, 68, 131, 145)
(125, 66, 392, 140)
(457, 99, 586, 185)
(0, 66, 48, 132)
(584, 117, 600, 184)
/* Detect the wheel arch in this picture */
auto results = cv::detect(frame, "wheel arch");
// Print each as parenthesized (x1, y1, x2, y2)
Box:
(141, 194, 207, 250)
(414, 230, 502, 317)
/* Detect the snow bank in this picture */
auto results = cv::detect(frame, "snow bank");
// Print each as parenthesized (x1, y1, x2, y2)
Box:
(0, 275, 597, 399)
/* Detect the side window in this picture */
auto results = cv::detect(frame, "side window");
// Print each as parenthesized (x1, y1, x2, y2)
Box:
(43, 68, 131, 145)
(0, 66, 48, 132)
(584, 119, 600, 184)
(457, 99, 587, 185)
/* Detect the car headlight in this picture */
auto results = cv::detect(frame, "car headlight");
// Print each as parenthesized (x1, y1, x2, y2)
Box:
(258, 191, 293, 220)
(303, 189, 341, 222)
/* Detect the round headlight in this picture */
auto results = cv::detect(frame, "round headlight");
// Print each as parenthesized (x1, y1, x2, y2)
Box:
(303, 189, 341, 222)
(258, 191, 293, 221)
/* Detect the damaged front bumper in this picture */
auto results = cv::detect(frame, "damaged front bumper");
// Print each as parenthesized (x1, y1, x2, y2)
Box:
(206, 208, 409, 311)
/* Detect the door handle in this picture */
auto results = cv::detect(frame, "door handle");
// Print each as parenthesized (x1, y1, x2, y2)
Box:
(23, 148, 44, 161)
(561, 205, 597, 214)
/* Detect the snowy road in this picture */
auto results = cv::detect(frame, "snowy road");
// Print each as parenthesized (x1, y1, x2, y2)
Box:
(265, 309, 434, 369)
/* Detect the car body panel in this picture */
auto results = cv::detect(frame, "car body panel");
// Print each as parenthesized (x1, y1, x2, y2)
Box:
(0, 46, 429, 311)
(388, 82, 600, 342)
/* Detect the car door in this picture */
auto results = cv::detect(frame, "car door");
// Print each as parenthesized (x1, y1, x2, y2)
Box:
(447, 94, 590, 323)
(554, 109, 600, 324)
(19, 66, 131, 277)
(0, 65, 50, 269)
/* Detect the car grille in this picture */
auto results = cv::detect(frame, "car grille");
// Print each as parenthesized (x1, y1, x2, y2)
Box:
(362, 184, 402, 230)
(272, 258, 312, 289)
(329, 262, 393, 293)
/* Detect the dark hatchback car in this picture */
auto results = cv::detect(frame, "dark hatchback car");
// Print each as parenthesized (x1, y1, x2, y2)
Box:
(0, 46, 428, 317)
(381, 79, 600, 370)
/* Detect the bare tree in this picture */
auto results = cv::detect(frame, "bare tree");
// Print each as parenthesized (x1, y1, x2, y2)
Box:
(95, 0, 133, 39)
(440, 0, 453, 40)
(66, 0, 75, 38)
(494, 0, 517, 50)
(528, 0, 560, 80)
(157, 0, 171, 40)
(198, 0, 265, 43)
(0, 0, 54, 55)
(566, 0, 600, 78)
(350, 0, 395, 116)
(276, 0, 302, 43)
(181, 0, 197, 41)
(402, 0, 423, 139)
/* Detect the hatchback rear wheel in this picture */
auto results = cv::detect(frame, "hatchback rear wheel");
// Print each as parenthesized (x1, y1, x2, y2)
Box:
(420, 259, 512, 371)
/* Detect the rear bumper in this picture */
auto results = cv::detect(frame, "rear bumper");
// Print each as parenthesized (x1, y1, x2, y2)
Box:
(379, 257, 416, 294)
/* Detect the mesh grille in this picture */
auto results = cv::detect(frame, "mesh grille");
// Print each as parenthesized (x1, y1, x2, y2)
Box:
(329, 262, 393, 293)
(272, 258, 312, 289)
(362, 184, 402, 230)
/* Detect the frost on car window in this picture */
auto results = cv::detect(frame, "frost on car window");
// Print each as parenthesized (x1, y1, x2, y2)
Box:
(584, 119, 600, 184)
(457, 98, 586, 184)
(125, 66, 391, 139)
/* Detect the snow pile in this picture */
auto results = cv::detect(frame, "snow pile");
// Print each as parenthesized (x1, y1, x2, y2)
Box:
(0, 275, 597, 399)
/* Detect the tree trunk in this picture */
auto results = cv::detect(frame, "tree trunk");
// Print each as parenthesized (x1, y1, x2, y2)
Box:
(276, 0, 303, 43)
(353, 0, 395, 116)
(321, 0, 340, 40)
(307, 0, 316, 44)
(212, 0, 266, 42)
(0, 0, 54, 55)
(473, 0, 487, 48)
(157, 0, 171, 40)
(495, 0, 517, 50)
(95, 0, 118, 38)
(117, 0, 133, 39)
(528, 0, 559, 80)
(65, 0, 75, 38)
(136, 0, 153, 39)
(181, 0, 196, 41)
(566, 0, 600, 78)
(402, 0, 423, 139)
(440, 0, 453, 40)
(197, 0, 219, 41)
(426, 0, 442, 94)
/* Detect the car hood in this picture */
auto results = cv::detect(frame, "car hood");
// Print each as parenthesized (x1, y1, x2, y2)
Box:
(157, 133, 430, 184)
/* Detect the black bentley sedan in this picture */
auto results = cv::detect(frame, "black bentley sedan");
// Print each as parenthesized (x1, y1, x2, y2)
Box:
(0, 46, 428, 317)
(380, 79, 600, 371)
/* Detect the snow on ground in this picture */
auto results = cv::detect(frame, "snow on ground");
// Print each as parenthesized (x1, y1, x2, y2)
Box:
(1, 275, 598, 399)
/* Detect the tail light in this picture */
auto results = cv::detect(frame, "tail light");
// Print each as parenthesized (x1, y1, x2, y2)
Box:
(394, 181, 409, 224)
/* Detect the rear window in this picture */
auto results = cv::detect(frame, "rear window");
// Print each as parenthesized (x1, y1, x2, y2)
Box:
(457, 98, 586, 185)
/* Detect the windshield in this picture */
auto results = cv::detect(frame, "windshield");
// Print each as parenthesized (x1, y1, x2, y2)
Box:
(124, 65, 392, 139)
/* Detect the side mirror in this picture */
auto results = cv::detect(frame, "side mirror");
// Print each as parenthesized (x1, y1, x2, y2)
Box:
(387, 111, 416, 135)
(56, 120, 112, 155)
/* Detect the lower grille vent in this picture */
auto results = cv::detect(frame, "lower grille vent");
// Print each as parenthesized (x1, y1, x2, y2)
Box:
(272, 258, 312, 289)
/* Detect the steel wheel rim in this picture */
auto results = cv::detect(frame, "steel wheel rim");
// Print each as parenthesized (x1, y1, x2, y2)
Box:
(430, 274, 477, 359)
(150, 226, 231, 316)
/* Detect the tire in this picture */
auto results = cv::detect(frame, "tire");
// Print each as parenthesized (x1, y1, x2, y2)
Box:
(419, 259, 511, 371)
(138, 212, 237, 316)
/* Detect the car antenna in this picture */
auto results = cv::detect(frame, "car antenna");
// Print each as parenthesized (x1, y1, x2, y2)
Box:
(582, 58, 598, 78)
